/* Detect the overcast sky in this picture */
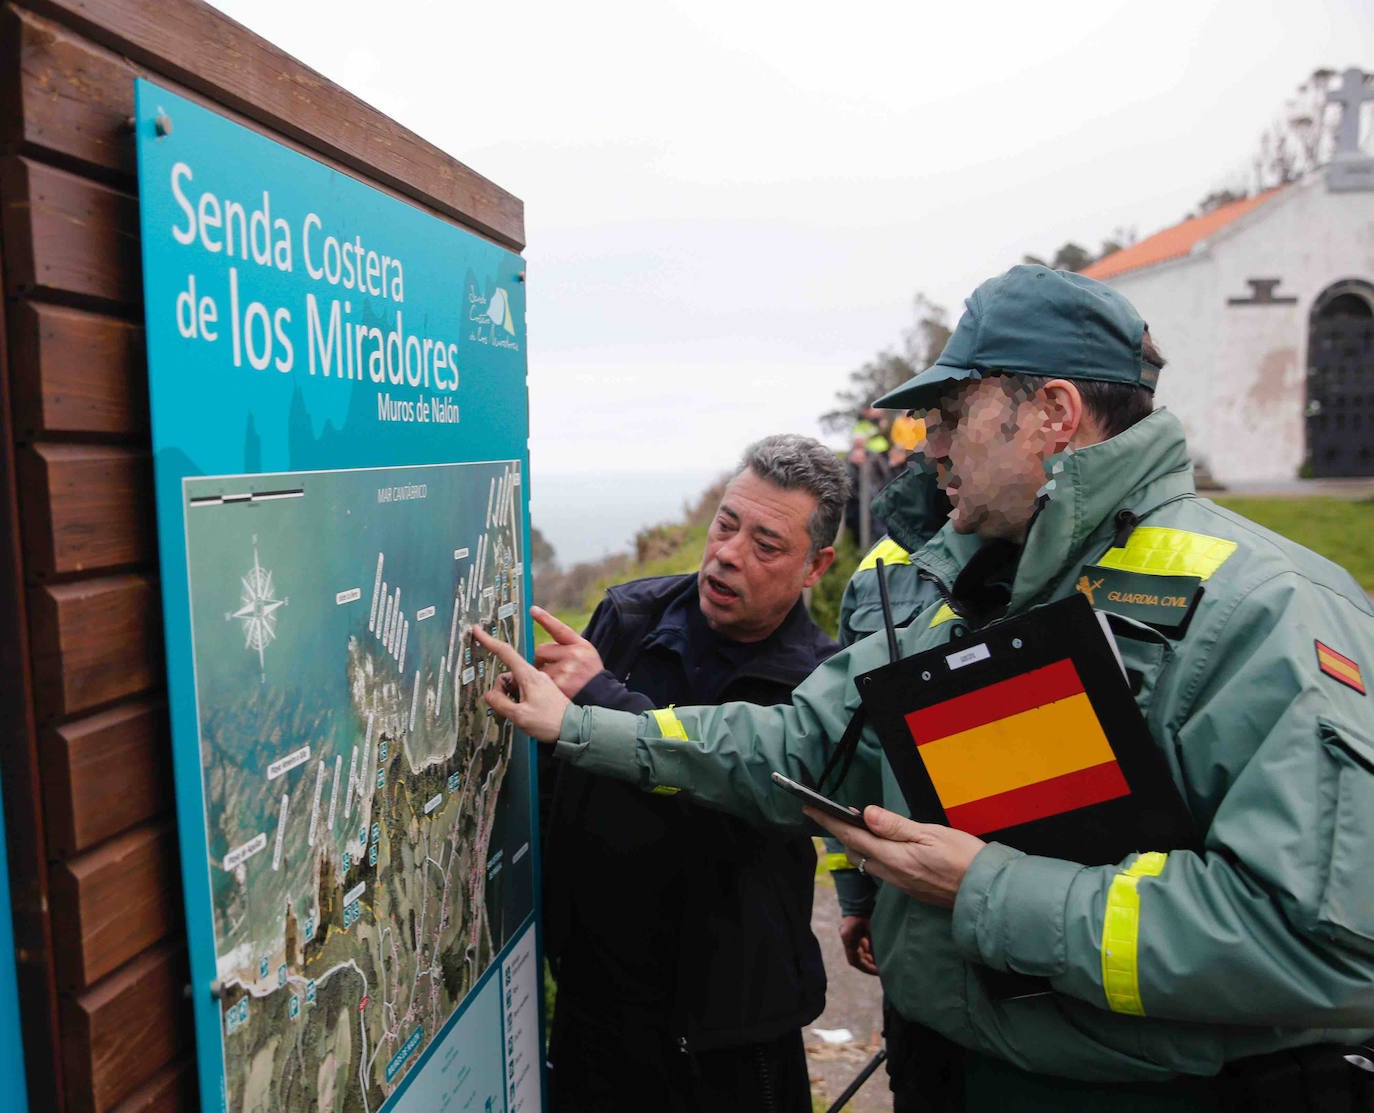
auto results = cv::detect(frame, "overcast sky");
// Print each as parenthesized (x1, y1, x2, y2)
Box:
(209, 0, 1374, 481)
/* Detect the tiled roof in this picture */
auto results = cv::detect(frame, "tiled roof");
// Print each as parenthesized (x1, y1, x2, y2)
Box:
(1081, 187, 1288, 281)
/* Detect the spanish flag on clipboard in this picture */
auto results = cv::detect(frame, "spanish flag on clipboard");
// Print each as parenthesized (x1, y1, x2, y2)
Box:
(856, 592, 1197, 865)
(907, 658, 1131, 835)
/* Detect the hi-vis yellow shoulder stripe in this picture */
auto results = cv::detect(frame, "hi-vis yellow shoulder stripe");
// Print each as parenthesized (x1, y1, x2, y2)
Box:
(651, 707, 689, 741)
(1097, 526, 1236, 581)
(1101, 851, 1168, 1015)
(649, 708, 688, 794)
(856, 538, 912, 574)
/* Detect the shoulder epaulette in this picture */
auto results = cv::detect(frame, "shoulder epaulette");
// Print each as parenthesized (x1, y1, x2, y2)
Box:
(856, 538, 913, 574)
(1097, 526, 1236, 581)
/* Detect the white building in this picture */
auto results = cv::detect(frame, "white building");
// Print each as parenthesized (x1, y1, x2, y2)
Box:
(1082, 69, 1374, 483)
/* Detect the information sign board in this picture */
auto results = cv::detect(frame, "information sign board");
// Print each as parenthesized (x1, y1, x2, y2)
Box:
(135, 81, 540, 1113)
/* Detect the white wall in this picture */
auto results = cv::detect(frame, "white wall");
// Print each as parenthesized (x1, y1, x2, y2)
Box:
(1106, 176, 1374, 484)
(1106, 254, 1220, 467)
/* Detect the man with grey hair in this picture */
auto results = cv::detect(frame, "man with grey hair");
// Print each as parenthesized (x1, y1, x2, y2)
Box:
(536, 433, 847, 1112)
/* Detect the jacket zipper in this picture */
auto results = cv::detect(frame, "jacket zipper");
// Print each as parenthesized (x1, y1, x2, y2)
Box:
(918, 567, 963, 618)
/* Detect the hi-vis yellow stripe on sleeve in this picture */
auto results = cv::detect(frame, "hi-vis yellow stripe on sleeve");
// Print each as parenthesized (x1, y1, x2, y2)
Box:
(824, 852, 855, 872)
(651, 707, 689, 741)
(1097, 527, 1236, 581)
(1101, 851, 1168, 1015)
(649, 707, 688, 794)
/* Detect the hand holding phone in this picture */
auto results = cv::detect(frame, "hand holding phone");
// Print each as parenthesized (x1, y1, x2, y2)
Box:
(770, 771, 870, 831)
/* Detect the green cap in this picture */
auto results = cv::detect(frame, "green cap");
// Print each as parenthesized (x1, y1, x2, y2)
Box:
(873, 264, 1155, 411)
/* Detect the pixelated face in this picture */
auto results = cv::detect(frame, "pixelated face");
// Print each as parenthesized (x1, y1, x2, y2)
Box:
(698, 467, 829, 642)
(923, 377, 1058, 541)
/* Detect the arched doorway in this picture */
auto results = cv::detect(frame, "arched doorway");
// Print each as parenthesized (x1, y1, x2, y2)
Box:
(1306, 279, 1374, 477)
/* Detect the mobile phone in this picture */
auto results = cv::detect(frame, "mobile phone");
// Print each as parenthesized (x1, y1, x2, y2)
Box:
(770, 771, 870, 830)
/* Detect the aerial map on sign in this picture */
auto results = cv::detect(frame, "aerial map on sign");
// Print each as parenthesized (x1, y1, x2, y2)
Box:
(184, 459, 527, 1113)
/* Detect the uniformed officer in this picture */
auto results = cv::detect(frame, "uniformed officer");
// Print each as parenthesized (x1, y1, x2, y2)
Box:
(480, 264, 1374, 1111)
(825, 464, 952, 1112)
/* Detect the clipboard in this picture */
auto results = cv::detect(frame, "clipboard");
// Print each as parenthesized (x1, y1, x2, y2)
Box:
(855, 591, 1196, 866)
(855, 591, 1196, 1001)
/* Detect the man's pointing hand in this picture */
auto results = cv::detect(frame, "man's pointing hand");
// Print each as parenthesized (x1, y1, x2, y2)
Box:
(473, 620, 570, 742)
(531, 606, 607, 698)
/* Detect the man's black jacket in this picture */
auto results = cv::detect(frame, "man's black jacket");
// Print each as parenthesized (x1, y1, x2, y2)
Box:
(541, 572, 833, 1051)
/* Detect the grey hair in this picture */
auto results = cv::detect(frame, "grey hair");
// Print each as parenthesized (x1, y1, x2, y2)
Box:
(736, 434, 849, 552)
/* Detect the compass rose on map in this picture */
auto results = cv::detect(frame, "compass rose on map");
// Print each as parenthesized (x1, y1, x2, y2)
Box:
(225, 535, 287, 678)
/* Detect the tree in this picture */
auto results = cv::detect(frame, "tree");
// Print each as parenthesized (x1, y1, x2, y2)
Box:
(528, 524, 557, 579)
(1257, 67, 1343, 187)
(1095, 228, 1136, 264)
(1179, 69, 1343, 220)
(822, 294, 950, 430)
(1023, 230, 1135, 274)
(1193, 189, 1247, 216)
(1050, 242, 1094, 273)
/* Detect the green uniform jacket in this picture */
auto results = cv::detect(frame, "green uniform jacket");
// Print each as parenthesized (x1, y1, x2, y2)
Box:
(554, 410, 1374, 1082)
(828, 465, 956, 917)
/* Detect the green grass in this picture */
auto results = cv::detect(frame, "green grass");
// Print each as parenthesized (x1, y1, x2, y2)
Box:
(1212, 496, 1374, 591)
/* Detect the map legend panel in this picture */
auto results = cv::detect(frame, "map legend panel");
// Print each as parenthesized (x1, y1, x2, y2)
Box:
(502, 930, 541, 1113)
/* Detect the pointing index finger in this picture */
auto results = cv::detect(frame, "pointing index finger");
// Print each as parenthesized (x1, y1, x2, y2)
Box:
(472, 625, 528, 673)
(530, 606, 582, 646)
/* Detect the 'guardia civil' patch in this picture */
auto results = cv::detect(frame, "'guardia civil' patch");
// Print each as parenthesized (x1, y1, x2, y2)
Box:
(1076, 565, 1202, 631)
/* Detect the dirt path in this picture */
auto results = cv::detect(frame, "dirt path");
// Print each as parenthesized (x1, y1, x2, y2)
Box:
(805, 875, 890, 1112)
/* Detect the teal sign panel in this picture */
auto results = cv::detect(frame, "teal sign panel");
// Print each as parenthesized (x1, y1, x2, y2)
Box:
(134, 81, 542, 1113)
(0, 773, 30, 1112)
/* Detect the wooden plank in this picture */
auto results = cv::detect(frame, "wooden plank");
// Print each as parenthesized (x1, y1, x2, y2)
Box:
(0, 4, 21, 148)
(107, 1058, 196, 1113)
(0, 160, 65, 1107)
(1, 6, 140, 179)
(28, 573, 162, 720)
(40, 699, 171, 856)
(21, 0, 525, 249)
(9, 300, 148, 438)
(0, 156, 140, 305)
(50, 822, 179, 990)
(18, 443, 152, 575)
(1, 1, 524, 257)
(60, 943, 190, 1113)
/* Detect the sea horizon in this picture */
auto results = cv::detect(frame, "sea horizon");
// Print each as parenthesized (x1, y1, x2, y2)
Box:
(528, 467, 725, 568)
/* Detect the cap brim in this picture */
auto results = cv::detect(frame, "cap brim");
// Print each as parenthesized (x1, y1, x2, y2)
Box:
(872, 364, 982, 411)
